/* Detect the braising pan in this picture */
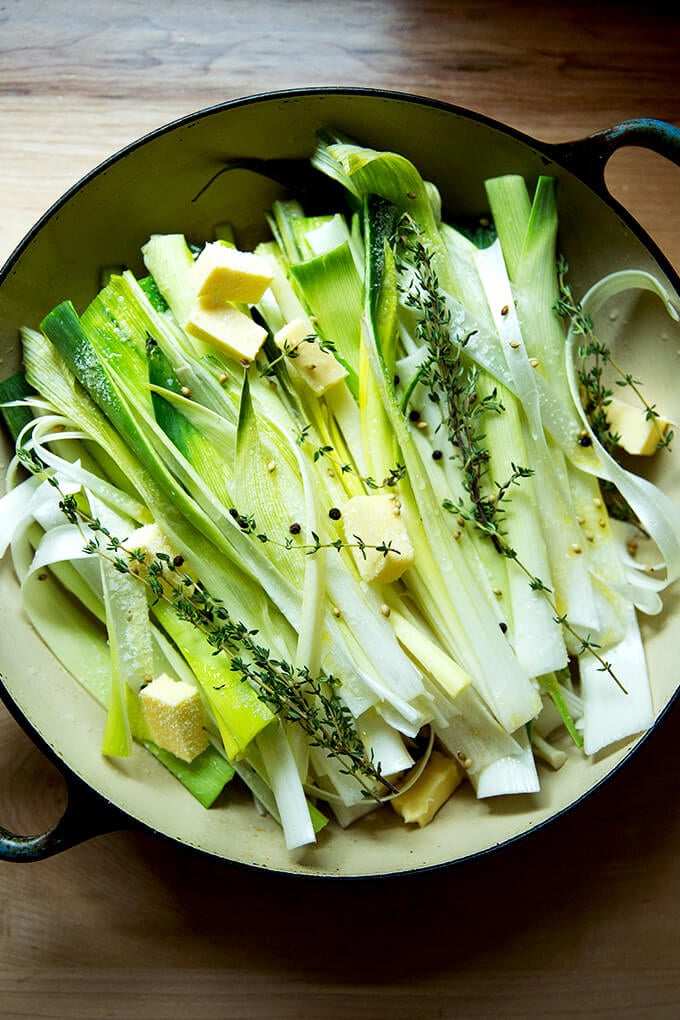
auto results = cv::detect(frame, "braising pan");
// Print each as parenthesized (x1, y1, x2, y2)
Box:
(1, 89, 679, 877)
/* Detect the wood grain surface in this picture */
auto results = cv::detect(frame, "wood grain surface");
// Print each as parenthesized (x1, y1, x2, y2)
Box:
(1, 2, 679, 1017)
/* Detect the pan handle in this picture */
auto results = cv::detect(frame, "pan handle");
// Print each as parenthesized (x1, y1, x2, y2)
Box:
(0, 764, 134, 863)
(548, 118, 680, 190)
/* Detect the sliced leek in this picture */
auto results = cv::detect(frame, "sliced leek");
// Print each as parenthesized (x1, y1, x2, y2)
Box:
(1, 131, 678, 855)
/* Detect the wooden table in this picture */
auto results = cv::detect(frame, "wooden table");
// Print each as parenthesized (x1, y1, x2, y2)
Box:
(1, 3, 679, 1016)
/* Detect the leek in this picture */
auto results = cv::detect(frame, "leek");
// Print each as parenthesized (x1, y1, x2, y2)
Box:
(1, 130, 678, 857)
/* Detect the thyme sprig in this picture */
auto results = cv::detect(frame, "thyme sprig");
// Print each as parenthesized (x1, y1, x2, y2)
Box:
(555, 254, 673, 456)
(301, 530, 400, 562)
(295, 423, 407, 490)
(94, 529, 396, 800)
(395, 215, 531, 552)
(508, 555, 624, 692)
(19, 451, 397, 799)
(391, 222, 625, 696)
(227, 505, 401, 560)
(439, 497, 624, 694)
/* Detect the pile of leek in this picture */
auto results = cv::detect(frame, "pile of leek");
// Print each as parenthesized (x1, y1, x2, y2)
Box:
(1, 131, 679, 853)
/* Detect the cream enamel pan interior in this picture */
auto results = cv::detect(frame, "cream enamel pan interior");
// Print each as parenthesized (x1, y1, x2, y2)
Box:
(1, 89, 679, 877)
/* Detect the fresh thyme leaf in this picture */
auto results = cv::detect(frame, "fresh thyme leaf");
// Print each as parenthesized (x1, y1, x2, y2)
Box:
(260, 333, 321, 377)
(296, 423, 312, 445)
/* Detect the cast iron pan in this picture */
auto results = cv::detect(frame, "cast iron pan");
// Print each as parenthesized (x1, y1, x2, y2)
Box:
(1, 89, 679, 875)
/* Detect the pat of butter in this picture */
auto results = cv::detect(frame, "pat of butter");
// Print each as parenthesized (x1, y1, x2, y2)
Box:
(391, 750, 464, 828)
(341, 493, 414, 584)
(606, 396, 673, 456)
(127, 523, 177, 561)
(185, 301, 267, 363)
(192, 242, 274, 304)
(140, 673, 209, 763)
(126, 523, 198, 581)
(274, 318, 347, 395)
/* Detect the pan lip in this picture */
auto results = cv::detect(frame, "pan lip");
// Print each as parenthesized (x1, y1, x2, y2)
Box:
(1, 84, 679, 875)
(1, 85, 679, 293)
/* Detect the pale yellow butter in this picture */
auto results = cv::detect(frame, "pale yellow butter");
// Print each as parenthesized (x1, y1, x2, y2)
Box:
(140, 672, 209, 763)
(341, 493, 414, 584)
(185, 301, 267, 362)
(605, 396, 673, 456)
(127, 523, 177, 561)
(274, 318, 347, 395)
(192, 242, 274, 304)
(391, 750, 464, 827)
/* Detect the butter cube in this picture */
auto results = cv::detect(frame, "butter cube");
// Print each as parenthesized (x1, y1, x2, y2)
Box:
(126, 524, 198, 581)
(391, 750, 464, 827)
(192, 242, 274, 304)
(140, 673, 209, 763)
(185, 301, 267, 363)
(605, 396, 673, 456)
(274, 318, 347, 395)
(341, 493, 414, 584)
(127, 523, 177, 561)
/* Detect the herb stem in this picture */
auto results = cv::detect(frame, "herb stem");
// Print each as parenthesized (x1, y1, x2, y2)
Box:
(24, 456, 397, 799)
(391, 225, 626, 695)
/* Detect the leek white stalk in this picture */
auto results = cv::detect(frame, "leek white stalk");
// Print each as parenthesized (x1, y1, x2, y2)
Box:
(256, 721, 316, 850)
